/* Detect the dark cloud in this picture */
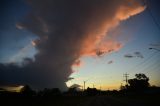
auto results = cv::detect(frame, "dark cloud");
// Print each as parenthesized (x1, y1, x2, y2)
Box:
(108, 60, 113, 64)
(67, 77, 74, 81)
(124, 52, 144, 59)
(134, 52, 144, 58)
(70, 84, 81, 88)
(0, 0, 145, 90)
(124, 54, 135, 58)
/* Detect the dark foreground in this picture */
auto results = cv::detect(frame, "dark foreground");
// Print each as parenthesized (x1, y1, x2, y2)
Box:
(1, 94, 160, 106)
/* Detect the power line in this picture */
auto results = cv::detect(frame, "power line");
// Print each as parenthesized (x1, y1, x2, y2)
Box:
(140, 59, 160, 74)
(149, 48, 160, 51)
(129, 51, 158, 74)
(123, 0, 160, 76)
(143, 0, 160, 32)
(144, 61, 160, 74)
(119, 0, 160, 87)
(140, 53, 160, 74)
(134, 51, 160, 74)
(134, 47, 160, 74)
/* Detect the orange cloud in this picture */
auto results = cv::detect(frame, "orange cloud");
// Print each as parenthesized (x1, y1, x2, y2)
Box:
(73, 59, 83, 67)
(115, 1, 146, 20)
(78, 0, 145, 57)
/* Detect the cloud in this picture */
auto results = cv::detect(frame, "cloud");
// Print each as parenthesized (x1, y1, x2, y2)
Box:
(69, 84, 81, 88)
(0, 0, 145, 90)
(95, 41, 123, 56)
(67, 77, 74, 81)
(16, 23, 24, 30)
(134, 52, 144, 58)
(124, 54, 135, 58)
(8, 43, 35, 64)
(72, 59, 83, 67)
(124, 52, 144, 58)
(108, 60, 113, 64)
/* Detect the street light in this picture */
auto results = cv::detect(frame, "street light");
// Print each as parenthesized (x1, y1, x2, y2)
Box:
(149, 48, 160, 51)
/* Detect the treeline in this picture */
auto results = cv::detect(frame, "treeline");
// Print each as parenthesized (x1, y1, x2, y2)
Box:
(0, 86, 102, 98)
(0, 73, 160, 98)
(117, 73, 160, 97)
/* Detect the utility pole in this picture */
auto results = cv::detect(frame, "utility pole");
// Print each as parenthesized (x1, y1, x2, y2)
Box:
(83, 81, 86, 91)
(123, 73, 129, 86)
(83, 79, 90, 91)
(81, 86, 83, 91)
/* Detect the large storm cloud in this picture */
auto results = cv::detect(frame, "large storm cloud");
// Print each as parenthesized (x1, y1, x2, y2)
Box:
(0, 0, 145, 90)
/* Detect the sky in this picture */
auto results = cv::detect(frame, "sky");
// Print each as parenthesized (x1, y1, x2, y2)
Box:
(0, 0, 160, 90)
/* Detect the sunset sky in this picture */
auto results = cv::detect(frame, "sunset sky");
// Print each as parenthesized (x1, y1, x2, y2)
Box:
(0, 0, 160, 90)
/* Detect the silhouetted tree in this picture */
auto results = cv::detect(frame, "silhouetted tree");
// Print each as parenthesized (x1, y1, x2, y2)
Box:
(65, 87, 79, 96)
(68, 87, 77, 93)
(86, 87, 98, 96)
(41, 88, 61, 97)
(128, 73, 150, 92)
(20, 85, 36, 96)
(120, 85, 126, 90)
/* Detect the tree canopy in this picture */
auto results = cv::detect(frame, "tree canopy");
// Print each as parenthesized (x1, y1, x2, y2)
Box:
(128, 73, 150, 91)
